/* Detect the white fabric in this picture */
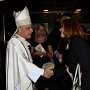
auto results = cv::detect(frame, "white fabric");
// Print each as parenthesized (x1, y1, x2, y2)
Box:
(13, 7, 31, 27)
(35, 44, 46, 53)
(28, 68, 44, 83)
(72, 64, 81, 90)
(6, 34, 44, 90)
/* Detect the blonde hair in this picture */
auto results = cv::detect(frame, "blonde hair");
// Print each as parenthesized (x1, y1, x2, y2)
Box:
(35, 23, 47, 40)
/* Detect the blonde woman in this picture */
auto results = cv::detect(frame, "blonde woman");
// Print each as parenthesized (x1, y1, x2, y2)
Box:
(30, 23, 54, 90)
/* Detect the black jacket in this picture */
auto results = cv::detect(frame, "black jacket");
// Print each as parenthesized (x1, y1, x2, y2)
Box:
(67, 36, 90, 90)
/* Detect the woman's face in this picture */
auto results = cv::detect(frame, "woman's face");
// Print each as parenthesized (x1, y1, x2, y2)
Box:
(37, 26, 46, 36)
(59, 26, 65, 38)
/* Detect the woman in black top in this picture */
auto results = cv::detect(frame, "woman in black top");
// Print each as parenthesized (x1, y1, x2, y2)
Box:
(30, 23, 54, 90)
(60, 18, 90, 90)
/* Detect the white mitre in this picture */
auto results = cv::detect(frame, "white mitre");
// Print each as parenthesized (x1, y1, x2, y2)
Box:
(13, 6, 31, 27)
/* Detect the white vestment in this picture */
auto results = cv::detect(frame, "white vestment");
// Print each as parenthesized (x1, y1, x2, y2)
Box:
(6, 34, 44, 90)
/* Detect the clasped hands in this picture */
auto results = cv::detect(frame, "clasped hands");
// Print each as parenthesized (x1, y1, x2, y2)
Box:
(43, 69, 54, 78)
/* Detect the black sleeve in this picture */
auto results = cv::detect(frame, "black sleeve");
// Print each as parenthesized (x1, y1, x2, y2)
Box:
(58, 38, 66, 54)
(53, 65, 67, 78)
(71, 37, 90, 73)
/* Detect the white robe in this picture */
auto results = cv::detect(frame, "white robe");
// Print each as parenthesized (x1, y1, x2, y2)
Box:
(6, 34, 44, 90)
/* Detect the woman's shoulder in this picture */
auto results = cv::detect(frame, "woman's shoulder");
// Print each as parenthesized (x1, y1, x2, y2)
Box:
(70, 35, 90, 49)
(31, 39, 39, 46)
(71, 35, 85, 44)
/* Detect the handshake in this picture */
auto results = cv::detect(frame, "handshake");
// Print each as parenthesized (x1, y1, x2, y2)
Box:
(43, 69, 54, 78)
(42, 62, 55, 78)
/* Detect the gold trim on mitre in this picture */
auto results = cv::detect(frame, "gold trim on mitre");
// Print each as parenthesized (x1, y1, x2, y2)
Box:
(13, 6, 31, 27)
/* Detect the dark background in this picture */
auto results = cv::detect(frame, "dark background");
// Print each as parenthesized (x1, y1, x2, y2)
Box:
(0, 0, 89, 42)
